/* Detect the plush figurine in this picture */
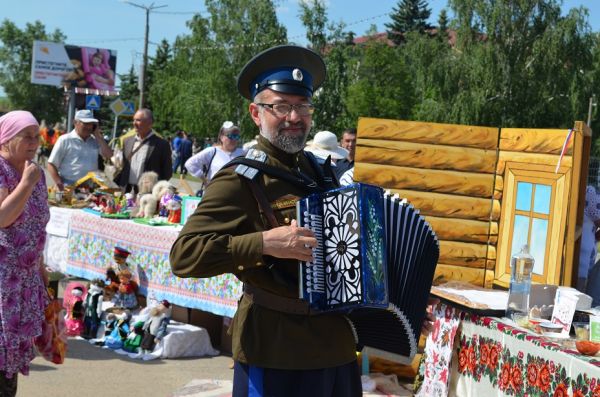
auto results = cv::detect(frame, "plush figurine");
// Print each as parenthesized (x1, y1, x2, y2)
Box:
(134, 171, 159, 218)
(166, 195, 182, 224)
(123, 321, 145, 353)
(63, 282, 88, 336)
(104, 311, 131, 349)
(137, 193, 158, 218)
(138, 171, 159, 196)
(140, 300, 171, 353)
(82, 279, 104, 339)
(111, 269, 139, 309)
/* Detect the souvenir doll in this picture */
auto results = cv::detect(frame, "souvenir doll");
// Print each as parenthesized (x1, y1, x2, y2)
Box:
(104, 310, 131, 349)
(123, 321, 145, 353)
(140, 300, 171, 353)
(105, 246, 132, 300)
(111, 269, 139, 309)
(63, 282, 88, 336)
(166, 195, 182, 224)
(82, 279, 104, 339)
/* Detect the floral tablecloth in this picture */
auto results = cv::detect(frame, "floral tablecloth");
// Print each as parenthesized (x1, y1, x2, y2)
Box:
(65, 210, 241, 317)
(415, 302, 600, 397)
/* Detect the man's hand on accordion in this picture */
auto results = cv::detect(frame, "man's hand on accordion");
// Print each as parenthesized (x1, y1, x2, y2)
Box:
(262, 219, 318, 262)
(421, 297, 440, 336)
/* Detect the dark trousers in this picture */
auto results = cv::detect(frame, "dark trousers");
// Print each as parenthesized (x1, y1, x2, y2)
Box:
(125, 184, 139, 195)
(232, 360, 362, 397)
(0, 371, 18, 397)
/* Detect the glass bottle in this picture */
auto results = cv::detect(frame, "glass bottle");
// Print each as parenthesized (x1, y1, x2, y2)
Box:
(506, 244, 535, 321)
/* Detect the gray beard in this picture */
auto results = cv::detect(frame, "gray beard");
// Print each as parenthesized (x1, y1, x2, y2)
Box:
(261, 121, 310, 154)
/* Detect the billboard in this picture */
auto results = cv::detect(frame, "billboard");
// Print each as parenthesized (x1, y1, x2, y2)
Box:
(31, 40, 117, 91)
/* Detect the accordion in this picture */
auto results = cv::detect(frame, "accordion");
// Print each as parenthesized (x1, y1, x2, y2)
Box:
(296, 183, 439, 363)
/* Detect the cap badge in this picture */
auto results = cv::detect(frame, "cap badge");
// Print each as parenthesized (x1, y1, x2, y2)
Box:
(292, 68, 303, 81)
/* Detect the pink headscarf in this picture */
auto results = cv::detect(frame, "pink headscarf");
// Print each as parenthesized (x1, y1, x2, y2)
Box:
(0, 110, 39, 146)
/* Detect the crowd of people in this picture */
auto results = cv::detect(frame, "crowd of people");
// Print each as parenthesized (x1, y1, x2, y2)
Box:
(0, 44, 434, 397)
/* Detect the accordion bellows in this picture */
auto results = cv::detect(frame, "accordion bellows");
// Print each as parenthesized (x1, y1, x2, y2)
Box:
(297, 183, 439, 363)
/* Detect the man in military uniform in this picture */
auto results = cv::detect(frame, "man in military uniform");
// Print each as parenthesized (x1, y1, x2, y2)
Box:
(170, 45, 433, 396)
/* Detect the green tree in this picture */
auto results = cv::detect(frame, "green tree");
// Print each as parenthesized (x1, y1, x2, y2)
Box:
(446, 0, 594, 128)
(118, 64, 139, 104)
(147, 0, 287, 139)
(438, 9, 449, 36)
(346, 40, 413, 121)
(298, 1, 355, 133)
(386, 0, 432, 44)
(299, 0, 328, 54)
(145, 38, 171, 117)
(0, 20, 66, 122)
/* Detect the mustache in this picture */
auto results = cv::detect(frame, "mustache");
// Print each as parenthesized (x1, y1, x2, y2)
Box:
(278, 121, 307, 132)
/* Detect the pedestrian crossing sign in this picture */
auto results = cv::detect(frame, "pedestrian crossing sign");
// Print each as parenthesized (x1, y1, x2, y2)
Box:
(86, 95, 101, 110)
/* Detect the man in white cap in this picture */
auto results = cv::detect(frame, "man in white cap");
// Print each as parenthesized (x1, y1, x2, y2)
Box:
(48, 109, 113, 190)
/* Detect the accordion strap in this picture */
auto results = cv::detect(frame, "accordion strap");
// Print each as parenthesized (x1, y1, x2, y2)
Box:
(241, 178, 279, 229)
(244, 284, 313, 315)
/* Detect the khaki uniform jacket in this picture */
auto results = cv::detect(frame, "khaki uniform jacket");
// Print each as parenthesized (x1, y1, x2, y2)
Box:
(170, 136, 357, 370)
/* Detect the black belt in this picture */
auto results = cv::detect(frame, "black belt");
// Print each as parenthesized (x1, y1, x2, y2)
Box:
(243, 284, 317, 316)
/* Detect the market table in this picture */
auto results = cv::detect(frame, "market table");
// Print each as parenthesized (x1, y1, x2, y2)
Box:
(44, 207, 242, 318)
(415, 302, 600, 396)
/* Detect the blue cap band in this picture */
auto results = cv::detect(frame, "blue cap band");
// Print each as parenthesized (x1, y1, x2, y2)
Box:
(250, 67, 313, 98)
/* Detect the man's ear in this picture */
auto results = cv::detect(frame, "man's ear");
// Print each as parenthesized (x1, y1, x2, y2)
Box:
(249, 103, 261, 128)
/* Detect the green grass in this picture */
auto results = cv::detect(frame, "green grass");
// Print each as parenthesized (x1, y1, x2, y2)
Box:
(172, 172, 202, 182)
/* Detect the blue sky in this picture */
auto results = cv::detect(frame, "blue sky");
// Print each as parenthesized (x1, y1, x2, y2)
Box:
(1, 0, 598, 89)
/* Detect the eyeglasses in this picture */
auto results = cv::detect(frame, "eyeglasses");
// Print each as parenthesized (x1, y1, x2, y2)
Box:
(256, 103, 315, 117)
(226, 134, 240, 140)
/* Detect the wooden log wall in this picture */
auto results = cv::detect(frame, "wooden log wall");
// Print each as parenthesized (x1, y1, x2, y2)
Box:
(354, 118, 575, 288)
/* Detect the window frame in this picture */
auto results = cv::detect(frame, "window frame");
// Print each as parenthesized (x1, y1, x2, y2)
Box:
(495, 162, 571, 287)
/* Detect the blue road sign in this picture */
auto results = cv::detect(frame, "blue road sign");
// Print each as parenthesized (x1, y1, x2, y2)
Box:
(86, 95, 101, 110)
(122, 101, 135, 116)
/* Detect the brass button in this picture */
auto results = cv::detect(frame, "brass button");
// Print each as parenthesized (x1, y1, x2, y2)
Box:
(237, 265, 244, 271)
(284, 217, 290, 224)
(256, 261, 263, 266)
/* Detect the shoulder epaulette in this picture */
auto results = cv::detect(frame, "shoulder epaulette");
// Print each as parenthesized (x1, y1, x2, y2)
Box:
(234, 148, 268, 180)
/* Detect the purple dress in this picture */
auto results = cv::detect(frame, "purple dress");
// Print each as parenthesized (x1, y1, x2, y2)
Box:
(0, 156, 49, 378)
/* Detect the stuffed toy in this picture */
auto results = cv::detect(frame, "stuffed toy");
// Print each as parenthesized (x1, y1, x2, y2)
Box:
(123, 321, 145, 353)
(138, 171, 159, 196)
(82, 279, 104, 339)
(104, 311, 131, 349)
(111, 269, 139, 309)
(134, 171, 159, 218)
(166, 195, 182, 224)
(63, 282, 88, 336)
(137, 193, 159, 218)
(140, 300, 172, 353)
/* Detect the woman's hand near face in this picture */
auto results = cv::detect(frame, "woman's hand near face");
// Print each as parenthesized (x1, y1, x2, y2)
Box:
(21, 160, 41, 187)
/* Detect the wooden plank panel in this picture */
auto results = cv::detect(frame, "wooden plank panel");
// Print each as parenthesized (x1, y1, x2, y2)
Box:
(425, 216, 498, 244)
(356, 139, 497, 173)
(357, 117, 499, 150)
(355, 163, 495, 198)
(432, 264, 490, 287)
(439, 240, 496, 268)
(387, 189, 501, 221)
(497, 151, 572, 174)
(499, 128, 573, 155)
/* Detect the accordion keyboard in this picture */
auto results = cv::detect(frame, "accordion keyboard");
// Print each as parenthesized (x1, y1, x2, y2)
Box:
(301, 211, 325, 294)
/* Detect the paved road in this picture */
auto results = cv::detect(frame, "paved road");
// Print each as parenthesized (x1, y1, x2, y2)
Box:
(19, 337, 233, 397)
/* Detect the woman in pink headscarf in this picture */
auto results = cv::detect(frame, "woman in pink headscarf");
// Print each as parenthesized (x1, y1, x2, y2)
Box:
(0, 110, 49, 396)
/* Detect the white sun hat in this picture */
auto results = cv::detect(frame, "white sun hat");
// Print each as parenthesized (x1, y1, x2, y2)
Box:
(305, 130, 349, 160)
